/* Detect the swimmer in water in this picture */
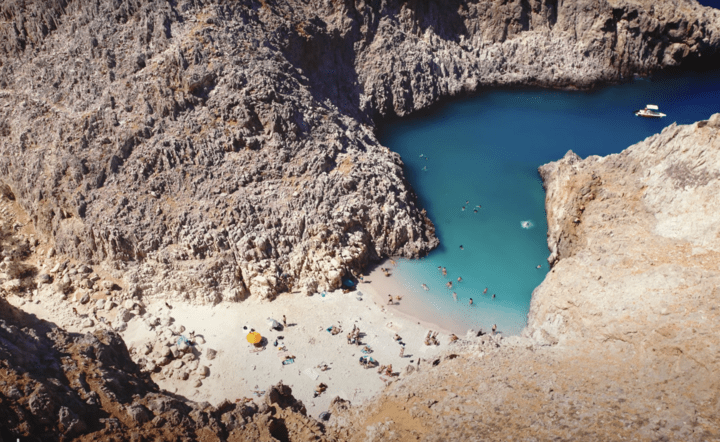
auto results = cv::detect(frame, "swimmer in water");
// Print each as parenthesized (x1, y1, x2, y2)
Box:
(422, 283, 429, 291)
(476, 205, 482, 209)
(483, 287, 488, 294)
(473, 209, 478, 213)
(465, 200, 469, 204)
(453, 292, 457, 302)
(461, 206, 465, 211)
(459, 245, 464, 250)
(422, 166, 428, 171)
(469, 298, 473, 305)
(438, 266, 442, 271)
(442, 267, 447, 276)
(457, 277, 462, 283)
(536, 264, 542, 269)
(446, 281, 453, 289)
(492, 294, 496, 299)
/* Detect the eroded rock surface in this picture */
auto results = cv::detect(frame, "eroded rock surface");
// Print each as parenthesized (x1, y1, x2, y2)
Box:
(1, 0, 718, 302)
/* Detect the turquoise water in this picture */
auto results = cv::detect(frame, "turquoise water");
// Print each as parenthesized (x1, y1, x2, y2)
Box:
(377, 69, 720, 336)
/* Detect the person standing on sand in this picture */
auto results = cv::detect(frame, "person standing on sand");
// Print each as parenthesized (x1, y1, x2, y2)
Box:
(399, 346, 405, 358)
(388, 294, 394, 305)
(282, 315, 287, 327)
(469, 298, 473, 305)
(492, 324, 497, 333)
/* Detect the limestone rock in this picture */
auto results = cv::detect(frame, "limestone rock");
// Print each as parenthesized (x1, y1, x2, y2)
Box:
(2, 0, 713, 304)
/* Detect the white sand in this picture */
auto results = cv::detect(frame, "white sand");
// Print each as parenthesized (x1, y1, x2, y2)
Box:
(128, 288, 446, 418)
(9, 265, 450, 419)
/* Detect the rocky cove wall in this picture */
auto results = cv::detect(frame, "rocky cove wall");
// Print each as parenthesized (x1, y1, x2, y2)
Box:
(529, 114, 720, 348)
(0, 0, 719, 302)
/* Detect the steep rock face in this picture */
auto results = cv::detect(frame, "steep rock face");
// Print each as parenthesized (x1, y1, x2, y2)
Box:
(530, 113, 720, 346)
(0, 0, 718, 302)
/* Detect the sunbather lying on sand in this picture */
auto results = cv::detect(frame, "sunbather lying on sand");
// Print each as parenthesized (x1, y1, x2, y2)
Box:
(313, 383, 328, 398)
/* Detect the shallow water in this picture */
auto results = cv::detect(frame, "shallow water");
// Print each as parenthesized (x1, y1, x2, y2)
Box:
(377, 69, 720, 336)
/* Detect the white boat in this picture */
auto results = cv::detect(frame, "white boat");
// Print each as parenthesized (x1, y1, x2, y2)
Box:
(635, 104, 666, 118)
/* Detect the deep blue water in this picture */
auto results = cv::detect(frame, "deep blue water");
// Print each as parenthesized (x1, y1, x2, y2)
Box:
(377, 69, 720, 336)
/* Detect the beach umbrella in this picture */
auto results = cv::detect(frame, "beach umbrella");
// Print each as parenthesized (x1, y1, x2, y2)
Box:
(247, 332, 262, 344)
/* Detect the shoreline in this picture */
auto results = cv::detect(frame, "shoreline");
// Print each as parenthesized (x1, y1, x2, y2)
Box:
(361, 261, 460, 338)
(361, 259, 515, 337)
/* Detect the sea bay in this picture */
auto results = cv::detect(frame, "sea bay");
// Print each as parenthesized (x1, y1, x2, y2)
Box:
(377, 69, 720, 335)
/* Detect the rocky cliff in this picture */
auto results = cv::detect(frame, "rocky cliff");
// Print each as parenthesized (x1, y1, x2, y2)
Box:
(325, 115, 720, 441)
(1, 0, 718, 302)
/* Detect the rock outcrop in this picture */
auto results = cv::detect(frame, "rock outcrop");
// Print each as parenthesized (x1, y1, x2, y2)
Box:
(1, 0, 718, 302)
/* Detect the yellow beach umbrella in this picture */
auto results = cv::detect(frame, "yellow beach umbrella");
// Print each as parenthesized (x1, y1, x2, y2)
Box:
(247, 332, 262, 344)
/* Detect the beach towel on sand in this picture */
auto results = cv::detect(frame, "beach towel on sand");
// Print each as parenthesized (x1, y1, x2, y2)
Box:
(304, 368, 320, 381)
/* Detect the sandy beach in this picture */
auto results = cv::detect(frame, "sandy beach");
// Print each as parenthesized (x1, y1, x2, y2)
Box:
(7, 261, 455, 419)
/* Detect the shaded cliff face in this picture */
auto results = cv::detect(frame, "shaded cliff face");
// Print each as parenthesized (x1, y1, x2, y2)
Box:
(0, 0, 718, 302)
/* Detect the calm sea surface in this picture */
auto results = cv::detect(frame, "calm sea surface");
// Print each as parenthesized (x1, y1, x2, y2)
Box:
(377, 69, 720, 335)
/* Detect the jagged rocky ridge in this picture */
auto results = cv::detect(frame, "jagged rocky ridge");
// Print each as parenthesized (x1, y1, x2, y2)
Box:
(1, 0, 719, 302)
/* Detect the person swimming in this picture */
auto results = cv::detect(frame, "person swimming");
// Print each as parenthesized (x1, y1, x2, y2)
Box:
(453, 292, 457, 302)
(483, 287, 488, 294)
(465, 200, 469, 205)
(457, 277, 462, 283)
(536, 264, 542, 269)
(461, 206, 465, 211)
(469, 298, 473, 305)
(459, 245, 464, 250)
(422, 166, 428, 171)
(422, 283, 429, 291)
(492, 294, 496, 299)
(442, 267, 447, 276)
(446, 281, 453, 289)
(473, 209, 478, 213)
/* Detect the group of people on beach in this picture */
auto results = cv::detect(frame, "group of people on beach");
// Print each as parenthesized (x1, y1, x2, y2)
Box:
(347, 324, 362, 345)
